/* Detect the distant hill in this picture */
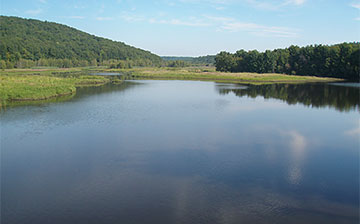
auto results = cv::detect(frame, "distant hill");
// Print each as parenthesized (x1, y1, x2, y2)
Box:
(162, 55, 216, 65)
(0, 16, 162, 66)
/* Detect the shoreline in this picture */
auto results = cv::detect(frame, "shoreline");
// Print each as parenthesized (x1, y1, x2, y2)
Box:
(0, 67, 345, 104)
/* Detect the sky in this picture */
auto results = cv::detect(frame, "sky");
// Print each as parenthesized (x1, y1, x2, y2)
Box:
(1, 0, 359, 56)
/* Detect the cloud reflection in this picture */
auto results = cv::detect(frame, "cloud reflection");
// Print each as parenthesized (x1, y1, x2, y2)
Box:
(285, 130, 307, 185)
(345, 120, 360, 138)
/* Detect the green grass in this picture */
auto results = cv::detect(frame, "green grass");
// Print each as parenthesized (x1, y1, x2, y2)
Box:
(0, 68, 114, 106)
(123, 66, 343, 83)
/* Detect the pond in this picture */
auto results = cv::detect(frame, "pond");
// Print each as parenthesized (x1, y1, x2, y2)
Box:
(1, 80, 359, 224)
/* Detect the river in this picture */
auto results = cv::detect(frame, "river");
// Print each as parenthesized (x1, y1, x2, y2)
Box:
(1, 80, 359, 224)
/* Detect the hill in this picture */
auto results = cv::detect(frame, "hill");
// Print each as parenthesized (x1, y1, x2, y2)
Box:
(0, 16, 162, 68)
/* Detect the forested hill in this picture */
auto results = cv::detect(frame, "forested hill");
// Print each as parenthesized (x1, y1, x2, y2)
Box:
(0, 16, 162, 67)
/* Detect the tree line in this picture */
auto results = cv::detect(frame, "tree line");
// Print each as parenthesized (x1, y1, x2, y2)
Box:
(0, 16, 162, 68)
(162, 55, 215, 66)
(215, 43, 359, 81)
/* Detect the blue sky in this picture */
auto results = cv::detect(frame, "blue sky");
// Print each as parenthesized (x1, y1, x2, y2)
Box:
(1, 0, 359, 56)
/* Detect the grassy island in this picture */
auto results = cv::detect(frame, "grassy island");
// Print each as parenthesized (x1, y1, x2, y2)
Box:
(109, 67, 343, 84)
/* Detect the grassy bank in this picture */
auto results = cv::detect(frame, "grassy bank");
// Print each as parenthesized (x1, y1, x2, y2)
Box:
(0, 68, 115, 106)
(105, 67, 343, 84)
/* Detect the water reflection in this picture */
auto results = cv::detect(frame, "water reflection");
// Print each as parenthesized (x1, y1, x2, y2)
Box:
(345, 120, 360, 138)
(1, 80, 359, 224)
(74, 81, 143, 99)
(216, 83, 360, 112)
(285, 130, 307, 185)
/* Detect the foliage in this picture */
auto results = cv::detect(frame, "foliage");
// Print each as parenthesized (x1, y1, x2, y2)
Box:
(0, 71, 112, 104)
(0, 16, 163, 68)
(162, 55, 215, 66)
(165, 60, 189, 67)
(215, 43, 360, 81)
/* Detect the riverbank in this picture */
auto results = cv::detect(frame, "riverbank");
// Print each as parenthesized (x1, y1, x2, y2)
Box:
(0, 66, 343, 105)
(0, 69, 118, 106)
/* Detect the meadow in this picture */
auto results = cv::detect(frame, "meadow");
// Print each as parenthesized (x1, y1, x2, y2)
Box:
(110, 66, 342, 83)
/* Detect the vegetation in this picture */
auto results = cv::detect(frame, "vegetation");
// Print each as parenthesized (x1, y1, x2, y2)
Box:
(164, 60, 190, 67)
(162, 55, 215, 66)
(215, 43, 360, 81)
(0, 68, 123, 105)
(0, 16, 162, 69)
(122, 67, 342, 83)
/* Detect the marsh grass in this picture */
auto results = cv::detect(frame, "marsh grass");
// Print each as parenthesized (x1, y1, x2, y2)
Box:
(125, 67, 342, 83)
(0, 69, 111, 106)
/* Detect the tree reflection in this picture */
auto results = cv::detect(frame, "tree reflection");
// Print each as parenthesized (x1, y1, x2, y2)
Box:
(216, 83, 359, 112)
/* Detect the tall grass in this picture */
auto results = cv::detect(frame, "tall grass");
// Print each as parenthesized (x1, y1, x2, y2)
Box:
(0, 73, 110, 105)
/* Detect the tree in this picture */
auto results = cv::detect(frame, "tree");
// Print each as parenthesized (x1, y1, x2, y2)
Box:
(214, 42, 359, 81)
(215, 52, 236, 72)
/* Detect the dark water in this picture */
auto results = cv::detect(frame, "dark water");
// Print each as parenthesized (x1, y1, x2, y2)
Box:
(1, 81, 359, 224)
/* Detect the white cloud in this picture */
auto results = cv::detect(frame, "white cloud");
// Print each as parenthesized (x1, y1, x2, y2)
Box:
(179, 0, 232, 4)
(204, 15, 234, 22)
(149, 18, 211, 27)
(246, 0, 279, 10)
(178, 0, 232, 10)
(74, 4, 86, 9)
(350, 1, 360, 20)
(206, 15, 298, 37)
(213, 6, 226, 10)
(222, 21, 261, 31)
(121, 12, 145, 22)
(350, 2, 360, 9)
(179, 0, 306, 10)
(96, 17, 113, 21)
(67, 16, 85, 19)
(287, 0, 306, 6)
(119, 12, 298, 37)
(246, 0, 306, 10)
(25, 9, 43, 15)
(39, 0, 47, 3)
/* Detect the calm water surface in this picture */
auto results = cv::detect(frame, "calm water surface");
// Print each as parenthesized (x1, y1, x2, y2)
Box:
(1, 81, 359, 224)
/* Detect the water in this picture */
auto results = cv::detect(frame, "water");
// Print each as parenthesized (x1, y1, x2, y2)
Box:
(1, 81, 359, 224)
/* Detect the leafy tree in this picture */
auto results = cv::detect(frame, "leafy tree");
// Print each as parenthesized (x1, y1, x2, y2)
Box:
(215, 52, 236, 72)
(215, 42, 360, 81)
